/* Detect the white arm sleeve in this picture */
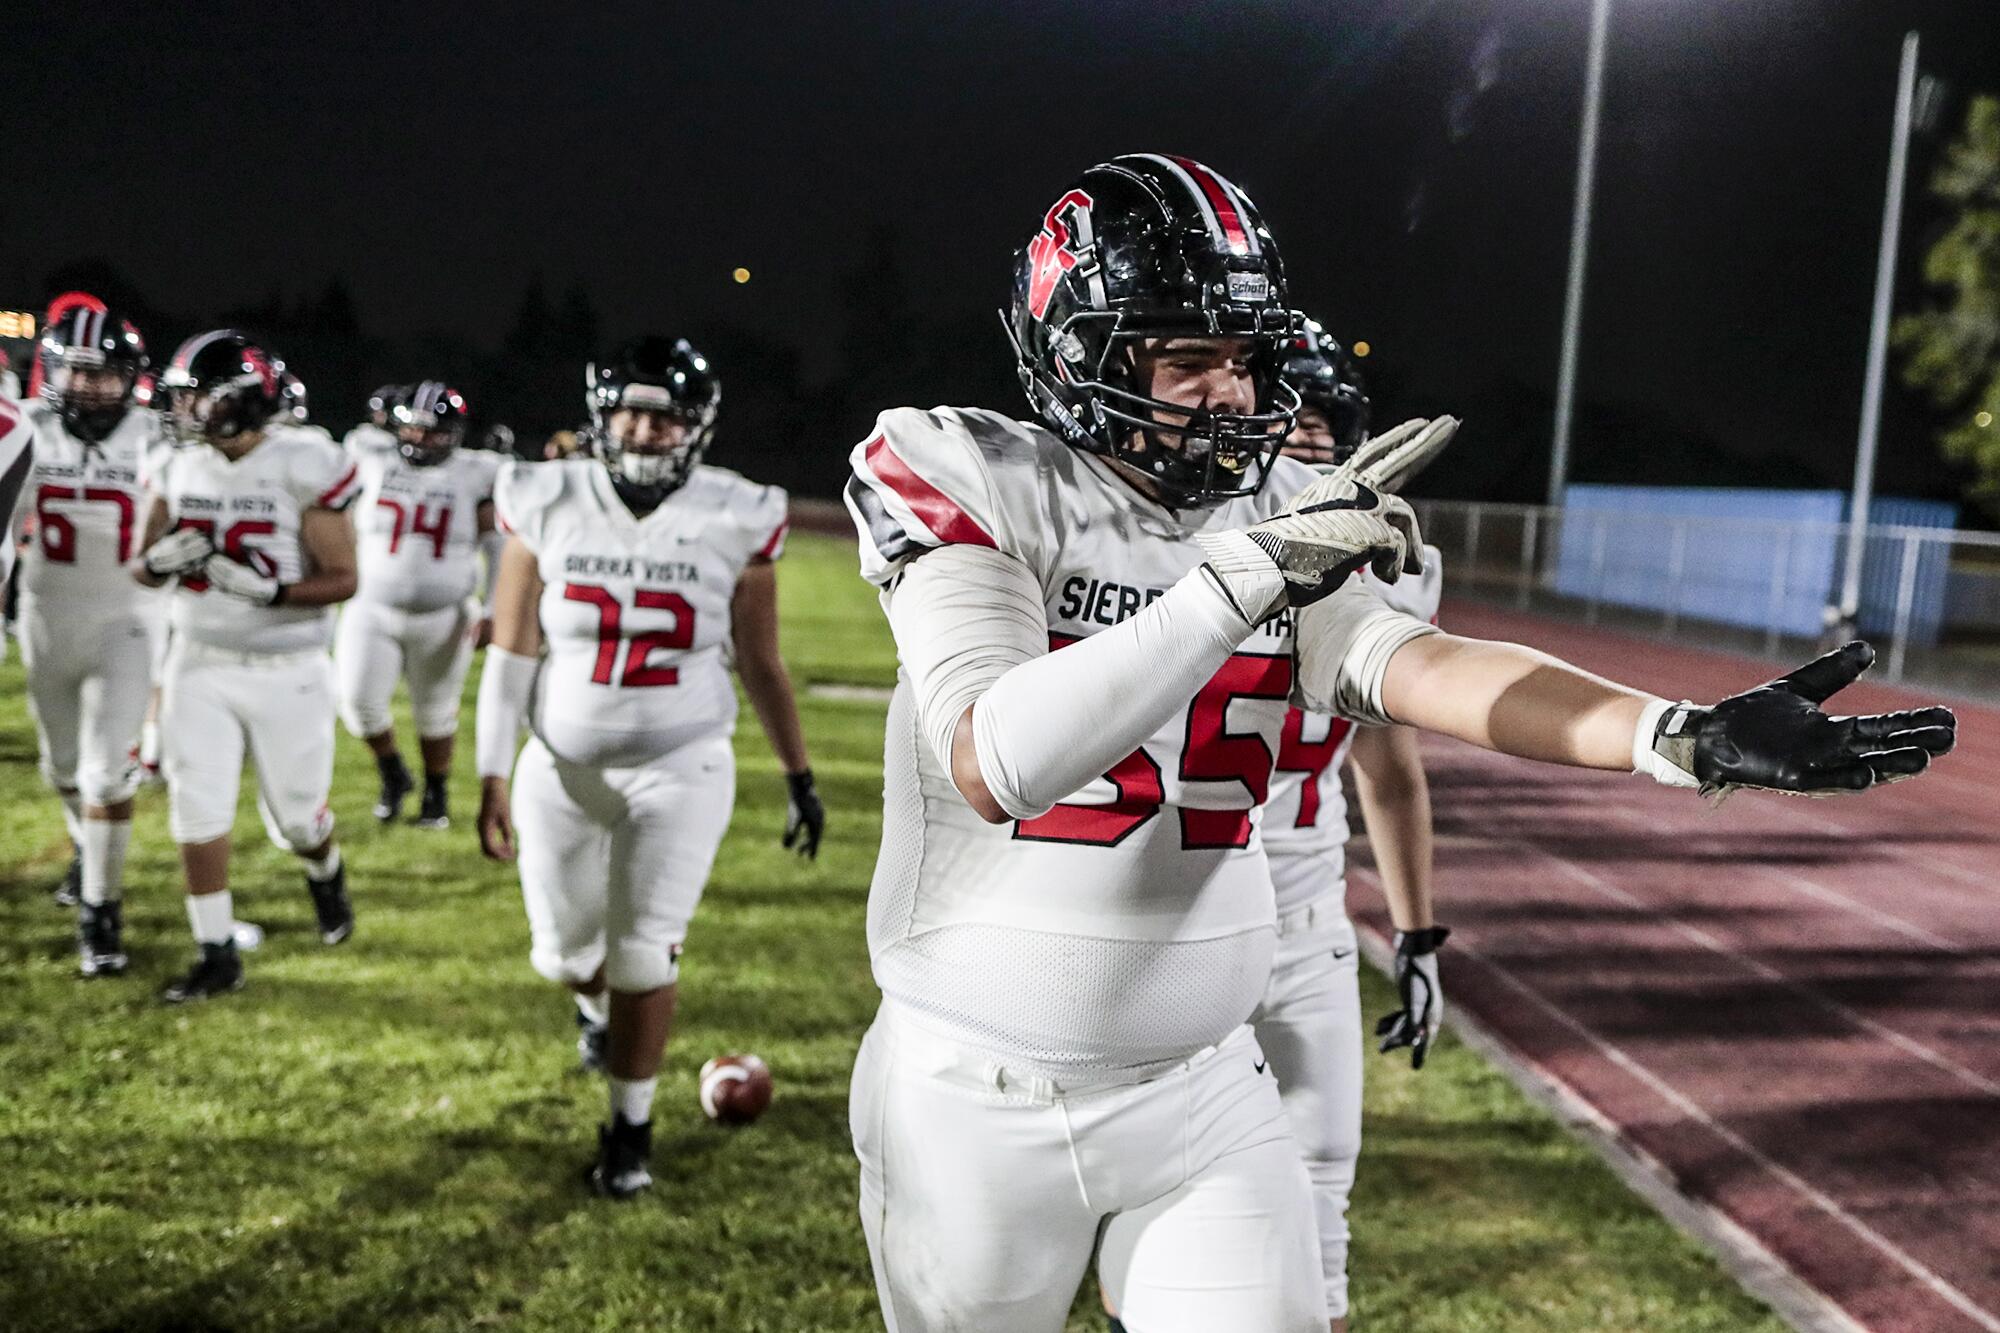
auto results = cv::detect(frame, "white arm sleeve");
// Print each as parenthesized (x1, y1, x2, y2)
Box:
(474, 647, 539, 779)
(1293, 584, 1442, 725)
(885, 544, 1256, 821)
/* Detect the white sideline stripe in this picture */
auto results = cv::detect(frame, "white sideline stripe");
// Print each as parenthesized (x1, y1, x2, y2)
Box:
(1350, 919, 1869, 1333)
(1351, 897, 2000, 1333)
(1518, 837, 2000, 1101)
(807, 682, 895, 704)
(1592, 801, 1978, 956)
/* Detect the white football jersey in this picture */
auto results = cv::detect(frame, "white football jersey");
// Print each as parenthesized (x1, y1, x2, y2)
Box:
(847, 405, 1394, 1079)
(348, 434, 501, 612)
(144, 424, 362, 654)
(497, 459, 788, 769)
(13, 402, 165, 617)
(1261, 548, 1443, 912)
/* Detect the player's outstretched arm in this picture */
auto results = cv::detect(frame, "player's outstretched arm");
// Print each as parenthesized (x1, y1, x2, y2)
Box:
(1377, 633, 1956, 796)
(730, 560, 823, 859)
(1349, 724, 1448, 1069)
(475, 537, 544, 861)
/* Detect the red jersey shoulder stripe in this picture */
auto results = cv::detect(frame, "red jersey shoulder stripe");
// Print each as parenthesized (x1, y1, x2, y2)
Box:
(316, 460, 362, 509)
(863, 434, 996, 549)
(756, 517, 790, 560)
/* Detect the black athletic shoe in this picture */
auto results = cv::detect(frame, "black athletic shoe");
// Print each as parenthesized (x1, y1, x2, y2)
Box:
(373, 755, 414, 823)
(584, 1114, 653, 1199)
(52, 853, 82, 908)
(576, 1009, 609, 1073)
(414, 775, 449, 830)
(307, 861, 354, 945)
(77, 900, 128, 978)
(161, 941, 244, 1003)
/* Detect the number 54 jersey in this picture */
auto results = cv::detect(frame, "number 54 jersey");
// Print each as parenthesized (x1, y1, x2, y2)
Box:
(847, 406, 1348, 1080)
(495, 460, 788, 769)
(346, 433, 502, 612)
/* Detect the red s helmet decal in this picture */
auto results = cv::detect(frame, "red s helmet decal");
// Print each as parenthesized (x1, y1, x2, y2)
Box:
(1026, 189, 1094, 322)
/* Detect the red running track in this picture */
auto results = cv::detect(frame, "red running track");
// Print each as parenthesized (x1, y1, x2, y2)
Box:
(1344, 601, 2000, 1333)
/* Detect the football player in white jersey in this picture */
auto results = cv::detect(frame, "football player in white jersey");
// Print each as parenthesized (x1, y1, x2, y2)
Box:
(842, 154, 1957, 1333)
(1241, 322, 1445, 1332)
(476, 337, 824, 1199)
(10, 308, 164, 974)
(134, 330, 363, 1003)
(336, 380, 501, 827)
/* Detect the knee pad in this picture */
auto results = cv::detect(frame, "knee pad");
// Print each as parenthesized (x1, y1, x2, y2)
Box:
(339, 698, 393, 740)
(531, 940, 607, 989)
(413, 703, 461, 742)
(264, 803, 336, 855)
(77, 759, 141, 809)
(604, 939, 683, 992)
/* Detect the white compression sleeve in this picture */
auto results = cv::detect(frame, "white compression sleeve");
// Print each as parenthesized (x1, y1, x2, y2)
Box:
(1293, 584, 1442, 726)
(887, 544, 1258, 820)
(474, 647, 538, 779)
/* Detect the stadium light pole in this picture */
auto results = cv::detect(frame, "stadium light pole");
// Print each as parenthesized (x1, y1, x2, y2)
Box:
(1837, 30, 1921, 623)
(1547, 0, 1611, 509)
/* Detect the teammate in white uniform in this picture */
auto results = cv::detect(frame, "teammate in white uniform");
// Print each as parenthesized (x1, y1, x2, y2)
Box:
(1244, 321, 1446, 1331)
(476, 337, 824, 1199)
(11, 308, 163, 974)
(134, 330, 362, 1004)
(336, 380, 501, 827)
(843, 154, 1958, 1333)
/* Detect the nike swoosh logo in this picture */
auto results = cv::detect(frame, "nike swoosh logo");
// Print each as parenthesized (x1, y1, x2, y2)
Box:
(1296, 481, 1380, 515)
(1253, 1058, 1268, 1075)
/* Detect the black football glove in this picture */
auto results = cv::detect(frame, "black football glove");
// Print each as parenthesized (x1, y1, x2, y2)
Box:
(783, 768, 824, 860)
(1647, 642, 1955, 797)
(1376, 926, 1449, 1070)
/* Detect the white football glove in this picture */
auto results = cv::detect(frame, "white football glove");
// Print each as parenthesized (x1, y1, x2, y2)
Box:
(1196, 417, 1457, 626)
(201, 554, 283, 605)
(142, 527, 215, 579)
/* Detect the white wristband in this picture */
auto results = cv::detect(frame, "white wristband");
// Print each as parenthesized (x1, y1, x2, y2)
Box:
(1632, 697, 1702, 788)
(475, 647, 539, 779)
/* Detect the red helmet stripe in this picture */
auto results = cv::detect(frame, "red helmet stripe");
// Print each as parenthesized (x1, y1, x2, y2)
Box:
(1164, 155, 1255, 257)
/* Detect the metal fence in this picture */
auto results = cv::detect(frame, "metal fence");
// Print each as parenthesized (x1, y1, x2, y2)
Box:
(1410, 499, 2000, 696)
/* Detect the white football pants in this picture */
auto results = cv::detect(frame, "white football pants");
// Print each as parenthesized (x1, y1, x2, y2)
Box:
(511, 731, 734, 993)
(18, 598, 159, 806)
(335, 596, 477, 741)
(161, 641, 337, 851)
(1250, 889, 1365, 1321)
(851, 1003, 1327, 1333)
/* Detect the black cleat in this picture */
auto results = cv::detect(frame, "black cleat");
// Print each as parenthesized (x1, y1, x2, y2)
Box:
(584, 1114, 653, 1199)
(52, 853, 82, 908)
(307, 861, 354, 945)
(373, 755, 414, 823)
(414, 775, 450, 830)
(161, 941, 244, 1003)
(576, 1008, 609, 1073)
(77, 900, 128, 978)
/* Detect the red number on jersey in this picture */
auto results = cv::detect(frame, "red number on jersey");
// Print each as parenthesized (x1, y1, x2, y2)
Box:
(1013, 636, 1294, 849)
(1273, 708, 1354, 829)
(33, 485, 136, 564)
(175, 517, 279, 592)
(562, 583, 694, 688)
(378, 499, 452, 558)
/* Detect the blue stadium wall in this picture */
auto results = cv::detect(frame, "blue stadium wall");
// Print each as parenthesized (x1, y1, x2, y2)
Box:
(1551, 486, 1959, 643)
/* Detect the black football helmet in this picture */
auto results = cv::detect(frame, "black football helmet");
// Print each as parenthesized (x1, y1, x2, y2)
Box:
(584, 337, 720, 499)
(1279, 318, 1371, 464)
(37, 305, 148, 443)
(1005, 154, 1303, 507)
(394, 380, 470, 466)
(158, 330, 286, 445)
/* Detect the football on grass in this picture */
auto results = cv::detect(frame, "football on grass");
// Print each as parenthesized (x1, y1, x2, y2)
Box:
(699, 1054, 773, 1125)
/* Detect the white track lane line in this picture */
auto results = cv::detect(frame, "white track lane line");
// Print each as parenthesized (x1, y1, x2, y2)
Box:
(1505, 834, 2000, 1101)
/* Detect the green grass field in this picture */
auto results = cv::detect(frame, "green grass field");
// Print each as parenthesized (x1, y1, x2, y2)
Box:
(0, 532, 1782, 1331)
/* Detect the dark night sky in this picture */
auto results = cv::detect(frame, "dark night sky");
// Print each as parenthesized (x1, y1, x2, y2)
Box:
(13, 0, 2000, 503)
